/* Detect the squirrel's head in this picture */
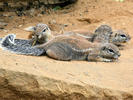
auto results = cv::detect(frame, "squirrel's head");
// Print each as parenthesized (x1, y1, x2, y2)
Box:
(99, 43, 120, 61)
(92, 25, 113, 43)
(33, 23, 51, 39)
(95, 24, 113, 36)
(110, 30, 131, 46)
(24, 23, 51, 45)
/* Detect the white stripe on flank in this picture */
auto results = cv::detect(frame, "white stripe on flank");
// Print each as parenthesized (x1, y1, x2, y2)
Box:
(71, 47, 92, 53)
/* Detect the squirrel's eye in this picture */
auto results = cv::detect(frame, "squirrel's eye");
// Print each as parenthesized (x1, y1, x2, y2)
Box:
(110, 32, 113, 34)
(34, 27, 36, 31)
(42, 29, 46, 32)
(108, 49, 114, 53)
(120, 34, 126, 37)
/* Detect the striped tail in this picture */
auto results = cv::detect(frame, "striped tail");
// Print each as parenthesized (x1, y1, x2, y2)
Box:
(0, 34, 45, 56)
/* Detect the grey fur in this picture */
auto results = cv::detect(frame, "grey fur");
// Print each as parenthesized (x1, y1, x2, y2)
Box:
(0, 37, 32, 47)
(0, 34, 45, 56)
(91, 25, 112, 43)
(45, 42, 88, 61)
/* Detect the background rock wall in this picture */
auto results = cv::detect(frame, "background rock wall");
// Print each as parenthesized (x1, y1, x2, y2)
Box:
(0, 0, 77, 12)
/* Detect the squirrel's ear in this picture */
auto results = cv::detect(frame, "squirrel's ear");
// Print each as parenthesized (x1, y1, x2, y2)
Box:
(24, 26, 36, 32)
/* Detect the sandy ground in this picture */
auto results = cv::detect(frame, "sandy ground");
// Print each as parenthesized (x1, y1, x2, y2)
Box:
(0, 0, 133, 92)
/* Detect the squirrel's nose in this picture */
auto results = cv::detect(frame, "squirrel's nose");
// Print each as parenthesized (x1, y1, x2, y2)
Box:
(118, 52, 121, 57)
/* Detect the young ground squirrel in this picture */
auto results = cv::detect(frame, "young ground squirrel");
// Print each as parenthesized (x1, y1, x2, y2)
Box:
(25, 24, 131, 47)
(0, 34, 120, 62)
(67, 27, 131, 49)
(26, 23, 53, 45)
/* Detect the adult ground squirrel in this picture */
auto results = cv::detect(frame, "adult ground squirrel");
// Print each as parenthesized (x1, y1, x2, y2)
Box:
(0, 34, 120, 62)
(25, 24, 131, 47)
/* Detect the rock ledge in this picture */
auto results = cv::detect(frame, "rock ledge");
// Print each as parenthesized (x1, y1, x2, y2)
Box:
(0, 68, 133, 100)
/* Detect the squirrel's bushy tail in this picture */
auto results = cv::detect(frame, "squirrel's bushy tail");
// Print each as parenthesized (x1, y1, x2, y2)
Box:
(0, 34, 45, 56)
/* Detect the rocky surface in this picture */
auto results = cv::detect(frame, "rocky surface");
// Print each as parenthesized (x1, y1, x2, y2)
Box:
(0, 66, 133, 100)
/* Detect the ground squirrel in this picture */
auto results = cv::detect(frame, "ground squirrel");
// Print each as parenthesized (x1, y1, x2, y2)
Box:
(0, 34, 120, 62)
(67, 28, 131, 49)
(26, 23, 53, 45)
(26, 24, 131, 47)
